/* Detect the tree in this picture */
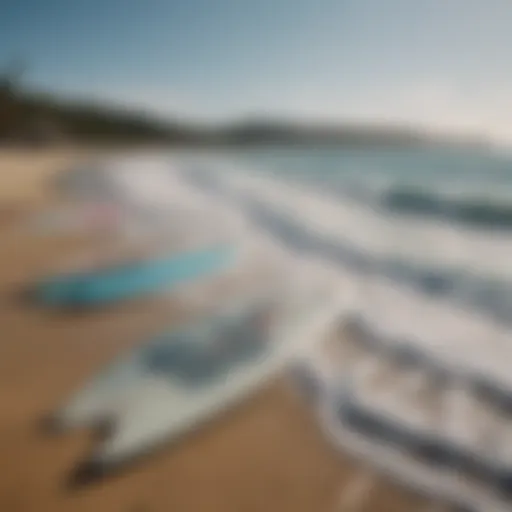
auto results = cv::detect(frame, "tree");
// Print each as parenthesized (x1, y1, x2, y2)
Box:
(0, 58, 27, 139)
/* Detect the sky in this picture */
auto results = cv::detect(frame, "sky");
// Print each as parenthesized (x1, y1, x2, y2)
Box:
(2, 0, 512, 140)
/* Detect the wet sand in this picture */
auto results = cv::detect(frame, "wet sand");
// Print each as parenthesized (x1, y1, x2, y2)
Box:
(0, 149, 427, 512)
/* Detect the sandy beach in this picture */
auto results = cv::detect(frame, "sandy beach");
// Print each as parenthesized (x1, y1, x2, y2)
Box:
(0, 148, 427, 512)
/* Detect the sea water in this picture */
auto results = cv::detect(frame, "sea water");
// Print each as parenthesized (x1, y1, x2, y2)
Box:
(166, 145, 512, 360)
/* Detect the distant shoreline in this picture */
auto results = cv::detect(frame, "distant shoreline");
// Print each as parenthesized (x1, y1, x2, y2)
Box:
(1, 88, 488, 150)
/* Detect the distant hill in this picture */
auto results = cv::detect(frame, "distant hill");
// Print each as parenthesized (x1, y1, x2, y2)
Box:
(217, 120, 427, 146)
(0, 80, 487, 148)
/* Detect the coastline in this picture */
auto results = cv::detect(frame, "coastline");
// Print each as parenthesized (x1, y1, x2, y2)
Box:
(0, 148, 427, 512)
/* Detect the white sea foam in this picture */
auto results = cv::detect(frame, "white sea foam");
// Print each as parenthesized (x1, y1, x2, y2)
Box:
(151, 154, 512, 387)
(203, 165, 512, 280)
(58, 152, 512, 377)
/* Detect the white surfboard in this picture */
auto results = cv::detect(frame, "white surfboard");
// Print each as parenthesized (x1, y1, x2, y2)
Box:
(48, 280, 344, 482)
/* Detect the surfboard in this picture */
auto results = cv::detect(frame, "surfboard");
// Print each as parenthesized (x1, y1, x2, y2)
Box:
(46, 285, 343, 482)
(31, 244, 237, 307)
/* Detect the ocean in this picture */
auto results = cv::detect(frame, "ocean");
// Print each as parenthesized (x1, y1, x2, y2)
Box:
(172, 145, 512, 352)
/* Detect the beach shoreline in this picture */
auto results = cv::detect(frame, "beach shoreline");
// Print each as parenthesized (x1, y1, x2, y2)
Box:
(0, 148, 426, 512)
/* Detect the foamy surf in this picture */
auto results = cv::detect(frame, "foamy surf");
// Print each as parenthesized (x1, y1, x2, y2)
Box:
(178, 156, 512, 326)
(289, 311, 512, 512)
(40, 151, 512, 331)
(205, 166, 512, 280)
(46, 150, 512, 332)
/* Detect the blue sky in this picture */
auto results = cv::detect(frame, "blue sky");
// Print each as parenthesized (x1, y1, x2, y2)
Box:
(2, 0, 512, 139)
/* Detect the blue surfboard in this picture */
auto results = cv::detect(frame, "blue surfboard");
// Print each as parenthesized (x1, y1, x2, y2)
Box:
(33, 245, 237, 307)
